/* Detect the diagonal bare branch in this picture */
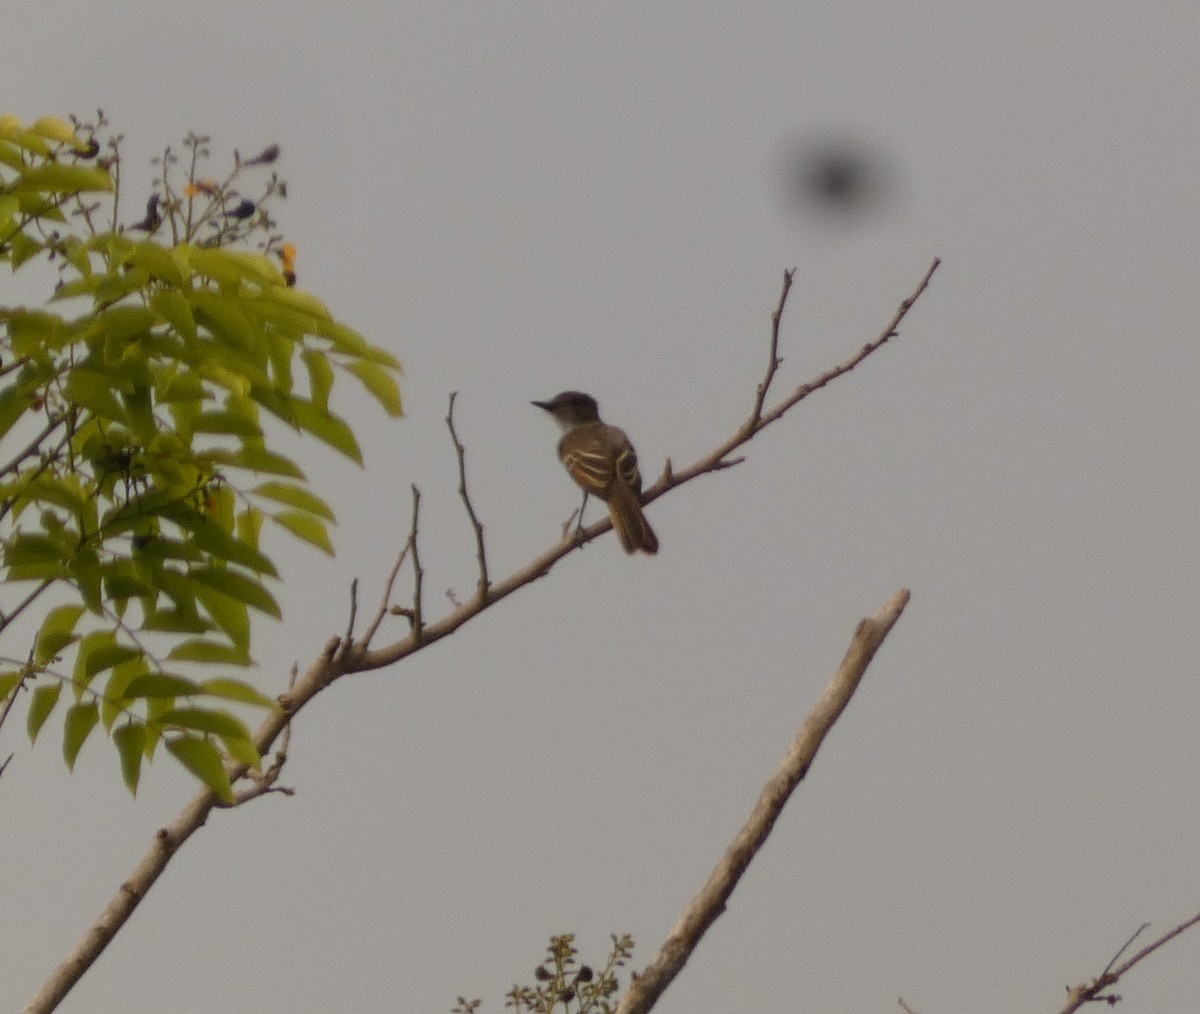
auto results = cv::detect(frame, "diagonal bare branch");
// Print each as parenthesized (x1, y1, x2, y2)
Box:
(613, 589, 912, 1014)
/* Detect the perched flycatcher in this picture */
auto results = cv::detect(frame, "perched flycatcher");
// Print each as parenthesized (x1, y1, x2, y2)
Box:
(532, 391, 659, 555)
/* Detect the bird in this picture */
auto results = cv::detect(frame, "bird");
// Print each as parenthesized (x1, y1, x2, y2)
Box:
(532, 390, 658, 555)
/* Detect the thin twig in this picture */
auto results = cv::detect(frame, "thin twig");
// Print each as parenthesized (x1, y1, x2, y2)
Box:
(0, 579, 53, 637)
(361, 537, 413, 649)
(343, 578, 359, 648)
(614, 590, 911, 1014)
(233, 664, 299, 804)
(1103, 923, 1150, 976)
(446, 392, 490, 599)
(0, 752, 13, 780)
(897, 1000, 921, 1014)
(409, 484, 424, 638)
(1058, 912, 1200, 1014)
(0, 415, 66, 478)
(750, 268, 794, 424)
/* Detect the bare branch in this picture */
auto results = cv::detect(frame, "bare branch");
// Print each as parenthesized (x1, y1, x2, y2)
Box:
(614, 589, 911, 1014)
(649, 257, 940, 499)
(446, 391, 490, 600)
(1058, 911, 1200, 1014)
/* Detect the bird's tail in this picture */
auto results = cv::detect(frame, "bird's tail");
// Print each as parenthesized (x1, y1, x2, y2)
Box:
(608, 483, 659, 555)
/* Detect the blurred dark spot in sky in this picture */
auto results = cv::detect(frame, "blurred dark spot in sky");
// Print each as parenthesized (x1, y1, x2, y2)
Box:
(778, 131, 899, 221)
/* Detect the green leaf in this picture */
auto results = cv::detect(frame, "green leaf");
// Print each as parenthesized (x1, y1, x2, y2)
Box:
(8, 162, 112, 196)
(114, 722, 146, 794)
(27, 682, 62, 742)
(302, 350, 334, 411)
(128, 240, 187, 288)
(345, 360, 404, 416)
(124, 673, 202, 699)
(204, 445, 305, 479)
(192, 410, 263, 437)
(161, 503, 278, 575)
(65, 368, 129, 423)
(251, 481, 336, 521)
(192, 289, 255, 349)
(166, 639, 253, 666)
(287, 399, 361, 462)
(159, 706, 248, 739)
(165, 734, 234, 803)
(150, 289, 197, 343)
(8, 230, 43, 269)
(101, 655, 147, 729)
(190, 247, 283, 289)
(74, 630, 141, 697)
(192, 581, 251, 649)
(35, 603, 86, 664)
(0, 384, 36, 443)
(220, 733, 262, 772)
(236, 507, 264, 552)
(0, 671, 23, 699)
(63, 701, 100, 770)
(272, 509, 335, 555)
(5, 309, 68, 356)
(98, 305, 156, 346)
(199, 677, 277, 710)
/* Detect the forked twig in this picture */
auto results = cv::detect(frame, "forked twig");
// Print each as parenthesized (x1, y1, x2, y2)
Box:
(750, 267, 794, 424)
(409, 484, 425, 638)
(1058, 912, 1200, 1013)
(446, 392, 490, 599)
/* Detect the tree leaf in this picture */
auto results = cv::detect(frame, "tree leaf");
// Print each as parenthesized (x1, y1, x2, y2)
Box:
(35, 603, 87, 664)
(166, 639, 253, 666)
(251, 481, 336, 521)
(63, 701, 100, 770)
(159, 706, 249, 740)
(189, 566, 280, 619)
(345, 359, 404, 417)
(114, 722, 146, 794)
(199, 677, 277, 710)
(191, 581, 250, 649)
(0, 671, 23, 699)
(287, 399, 361, 463)
(219, 732, 262, 772)
(27, 682, 62, 743)
(102, 655, 148, 730)
(8, 162, 112, 196)
(301, 349, 333, 411)
(165, 734, 234, 803)
(272, 510, 335, 555)
(124, 673, 201, 699)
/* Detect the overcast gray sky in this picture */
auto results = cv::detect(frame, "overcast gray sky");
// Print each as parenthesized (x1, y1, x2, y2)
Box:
(3, 3, 1198, 1012)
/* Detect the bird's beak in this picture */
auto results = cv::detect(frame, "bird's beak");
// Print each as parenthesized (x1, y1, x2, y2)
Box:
(531, 400, 552, 411)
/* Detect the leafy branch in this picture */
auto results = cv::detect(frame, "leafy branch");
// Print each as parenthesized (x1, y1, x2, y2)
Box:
(21, 256, 937, 1012)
